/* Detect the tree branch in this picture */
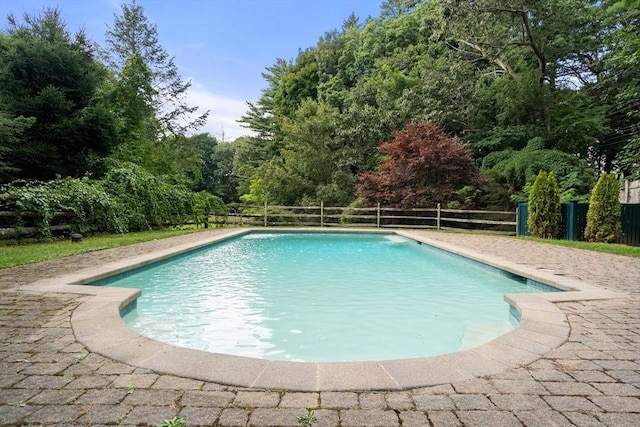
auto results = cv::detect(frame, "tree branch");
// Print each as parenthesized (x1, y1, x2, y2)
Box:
(456, 39, 517, 77)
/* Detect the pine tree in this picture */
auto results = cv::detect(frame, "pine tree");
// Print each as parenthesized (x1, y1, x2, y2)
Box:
(104, 0, 207, 139)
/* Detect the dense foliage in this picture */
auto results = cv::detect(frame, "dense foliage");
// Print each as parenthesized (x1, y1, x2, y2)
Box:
(236, 0, 638, 208)
(528, 171, 561, 239)
(0, 2, 225, 237)
(0, 163, 224, 236)
(0, 10, 117, 181)
(584, 173, 622, 243)
(358, 121, 480, 207)
(1, 0, 638, 231)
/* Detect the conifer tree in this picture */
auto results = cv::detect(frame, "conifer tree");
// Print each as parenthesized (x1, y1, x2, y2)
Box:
(528, 171, 561, 238)
(584, 173, 622, 243)
(104, 0, 207, 140)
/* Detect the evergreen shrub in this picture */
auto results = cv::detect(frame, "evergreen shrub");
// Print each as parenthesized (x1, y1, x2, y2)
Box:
(528, 171, 561, 238)
(584, 173, 621, 243)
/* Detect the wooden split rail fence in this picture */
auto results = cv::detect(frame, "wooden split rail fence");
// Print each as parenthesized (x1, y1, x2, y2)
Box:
(219, 202, 517, 234)
(0, 203, 517, 239)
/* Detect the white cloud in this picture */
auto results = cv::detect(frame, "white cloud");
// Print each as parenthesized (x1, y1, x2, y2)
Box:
(185, 82, 255, 142)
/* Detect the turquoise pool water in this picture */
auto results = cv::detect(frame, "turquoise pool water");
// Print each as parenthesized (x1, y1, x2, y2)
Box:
(94, 232, 550, 362)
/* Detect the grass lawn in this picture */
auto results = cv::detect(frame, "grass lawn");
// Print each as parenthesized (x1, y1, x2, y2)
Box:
(1, 228, 638, 269)
(0, 228, 203, 269)
(518, 236, 640, 257)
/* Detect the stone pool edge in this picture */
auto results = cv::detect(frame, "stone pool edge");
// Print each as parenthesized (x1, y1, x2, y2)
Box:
(19, 228, 627, 392)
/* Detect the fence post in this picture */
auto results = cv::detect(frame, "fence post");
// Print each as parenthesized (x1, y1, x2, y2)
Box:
(567, 201, 576, 240)
(624, 180, 630, 203)
(437, 203, 441, 230)
(321, 201, 324, 227)
(377, 202, 381, 228)
(264, 201, 268, 227)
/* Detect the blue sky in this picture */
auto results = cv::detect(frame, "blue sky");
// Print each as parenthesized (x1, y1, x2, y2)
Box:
(2, 0, 382, 140)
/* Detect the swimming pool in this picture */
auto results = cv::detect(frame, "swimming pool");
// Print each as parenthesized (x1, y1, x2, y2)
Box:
(92, 231, 557, 362)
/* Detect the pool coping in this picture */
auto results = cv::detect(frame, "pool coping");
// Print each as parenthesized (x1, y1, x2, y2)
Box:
(19, 228, 627, 391)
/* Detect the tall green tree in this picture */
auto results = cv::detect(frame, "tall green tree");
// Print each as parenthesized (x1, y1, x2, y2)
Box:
(240, 100, 350, 206)
(584, 173, 622, 242)
(105, 0, 207, 138)
(441, 0, 608, 160)
(189, 133, 239, 202)
(0, 9, 118, 181)
(232, 135, 272, 198)
(104, 0, 207, 179)
(0, 111, 35, 180)
(600, 0, 640, 177)
(527, 171, 561, 238)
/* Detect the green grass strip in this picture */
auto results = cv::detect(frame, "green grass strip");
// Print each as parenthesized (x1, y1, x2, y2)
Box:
(0, 228, 202, 269)
(518, 236, 640, 257)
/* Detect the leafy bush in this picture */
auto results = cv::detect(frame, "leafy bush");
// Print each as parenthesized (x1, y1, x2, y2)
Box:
(528, 171, 561, 238)
(1, 163, 228, 237)
(102, 163, 194, 231)
(56, 178, 126, 233)
(1, 178, 125, 236)
(2, 180, 64, 237)
(193, 191, 227, 227)
(584, 173, 622, 243)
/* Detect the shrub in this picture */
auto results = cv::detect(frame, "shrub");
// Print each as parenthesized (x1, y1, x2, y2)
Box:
(102, 163, 194, 231)
(56, 178, 126, 234)
(528, 171, 561, 238)
(193, 191, 227, 228)
(584, 173, 622, 243)
(1, 163, 229, 237)
(1, 178, 125, 236)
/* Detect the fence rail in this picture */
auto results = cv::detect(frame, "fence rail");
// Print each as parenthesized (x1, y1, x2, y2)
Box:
(220, 202, 516, 234)
(0, 203, 518, 239)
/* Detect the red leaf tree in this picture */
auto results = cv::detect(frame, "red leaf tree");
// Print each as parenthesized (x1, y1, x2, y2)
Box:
(358, 121, 481, 207)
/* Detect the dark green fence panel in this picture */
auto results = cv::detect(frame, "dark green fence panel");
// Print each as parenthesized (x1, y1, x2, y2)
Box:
(622, 204, 640, 246)
(561, 201, 589, 241)
(517, 203, 529, 236)
(518, 202, 640, 246)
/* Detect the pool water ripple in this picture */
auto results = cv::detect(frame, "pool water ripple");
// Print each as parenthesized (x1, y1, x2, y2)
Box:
(96, 232, 543, 362)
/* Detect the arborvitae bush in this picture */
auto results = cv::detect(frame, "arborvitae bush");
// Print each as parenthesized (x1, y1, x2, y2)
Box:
(584, 173, 621, 243)
(528, 171, 561, 238)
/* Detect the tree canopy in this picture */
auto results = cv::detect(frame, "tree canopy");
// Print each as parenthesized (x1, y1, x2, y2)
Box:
(2, 0, 638, 212)
(358, 121, 480, 207)
(236, 0, 637, 208)
(0, 9, 117, 180)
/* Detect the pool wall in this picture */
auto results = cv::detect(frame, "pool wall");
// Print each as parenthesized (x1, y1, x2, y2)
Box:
(20, 228, 625, 391)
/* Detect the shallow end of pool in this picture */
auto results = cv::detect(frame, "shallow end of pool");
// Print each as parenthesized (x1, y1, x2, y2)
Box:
(68, 285, 577, 391)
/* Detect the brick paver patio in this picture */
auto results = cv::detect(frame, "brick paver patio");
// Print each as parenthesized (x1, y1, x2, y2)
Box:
(1, 229, 638, 426)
